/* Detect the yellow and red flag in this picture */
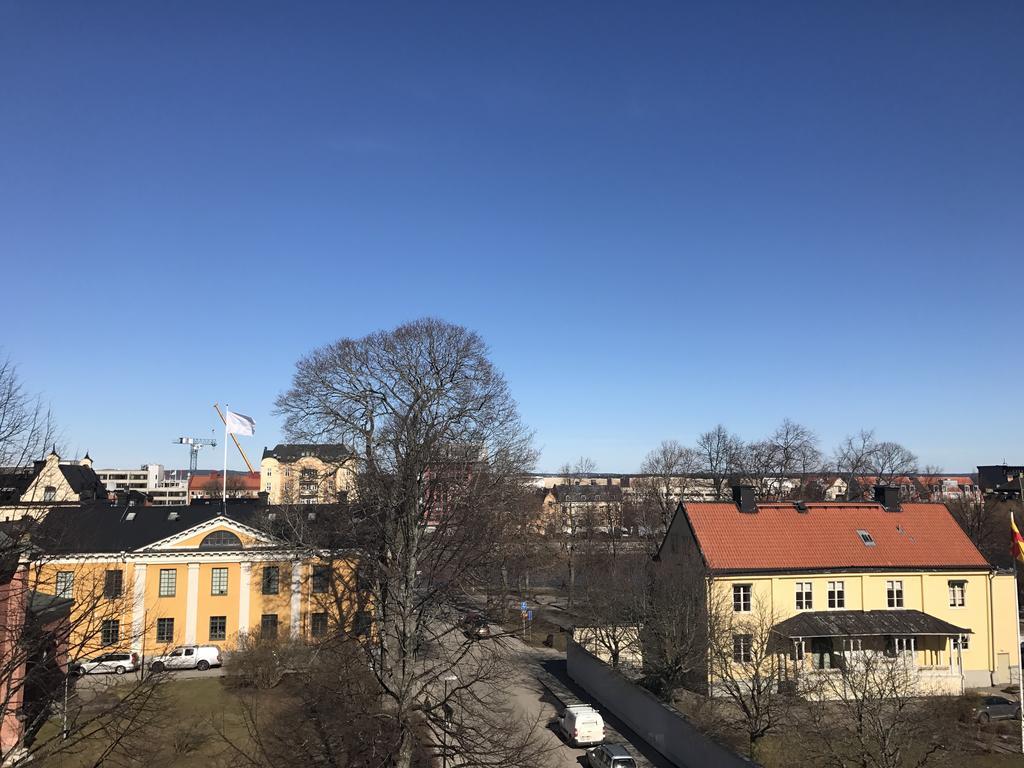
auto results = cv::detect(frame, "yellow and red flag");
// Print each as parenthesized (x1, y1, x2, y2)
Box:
(1012, 513, 1024, 563)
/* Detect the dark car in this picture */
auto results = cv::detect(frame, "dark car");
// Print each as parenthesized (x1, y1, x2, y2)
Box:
(976, 695, 1021, 723)
(461, 612, 492, 639)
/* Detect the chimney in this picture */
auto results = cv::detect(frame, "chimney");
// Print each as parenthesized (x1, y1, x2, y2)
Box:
(732, 485, 757, 513)
(874, 485, 901, 512)
(257, 491, 269, 506)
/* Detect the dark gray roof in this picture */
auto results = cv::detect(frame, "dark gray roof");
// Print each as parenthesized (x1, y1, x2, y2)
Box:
(30, 500, 357, 554)
(773, 610, 971, 638)
(34, 500, 268, 554)
(262, 444, 351, 462)
(57, 464, 108, 497)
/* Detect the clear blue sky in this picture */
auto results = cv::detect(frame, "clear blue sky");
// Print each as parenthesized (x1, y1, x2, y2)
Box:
(2, 2, 1021, 473)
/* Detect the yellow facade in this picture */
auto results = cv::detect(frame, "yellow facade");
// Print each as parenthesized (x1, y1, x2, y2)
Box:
(260, 455, 356, 505)
(710, 568, 1018, 689)
(32, 518, 364, 660)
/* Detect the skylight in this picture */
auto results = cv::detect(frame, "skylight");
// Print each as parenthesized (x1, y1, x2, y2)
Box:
(857, 529, 875, 546)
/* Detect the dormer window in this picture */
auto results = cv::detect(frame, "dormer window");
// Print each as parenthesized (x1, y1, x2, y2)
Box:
(857, 530, 875, 546)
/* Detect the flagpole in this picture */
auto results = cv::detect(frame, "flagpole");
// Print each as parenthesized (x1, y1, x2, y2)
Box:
(1016, 477, 1024, 754)
(222, 405, 229, 509)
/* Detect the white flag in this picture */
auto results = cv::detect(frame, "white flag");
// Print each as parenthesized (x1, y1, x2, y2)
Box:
(225, 411, 255, 436)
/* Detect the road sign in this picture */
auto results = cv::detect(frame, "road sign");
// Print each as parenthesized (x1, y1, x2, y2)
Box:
(521, 610, 528, 620)
(527, 610, 533, 621)
(520, 600, 528, 611)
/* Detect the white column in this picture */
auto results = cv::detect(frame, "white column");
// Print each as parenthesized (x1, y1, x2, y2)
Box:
(239, 562, 252, 637)
(131, 563, 147, 657)
(185, 563, 200, 643)
(290, 561, 303, 638)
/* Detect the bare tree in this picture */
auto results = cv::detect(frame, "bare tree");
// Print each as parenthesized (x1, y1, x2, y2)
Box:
(870, 441, 918, 487)
(0, 357, 58, 472)
(274, 319, 543, 768)
(833, 431, 917, 501)
(798, 650, 952, 768)
(696, 425, 742, 501)
(553, 457, 596, 610)
(634, 440, 700, 536)
(708, 600, 789, 761)
(0, 521, 167, 766)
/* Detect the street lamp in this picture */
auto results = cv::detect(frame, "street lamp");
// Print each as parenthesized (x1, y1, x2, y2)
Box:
(441, 673, 457, 768)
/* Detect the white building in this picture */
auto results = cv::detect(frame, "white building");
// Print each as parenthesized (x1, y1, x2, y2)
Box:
(95, 464, 189, 506)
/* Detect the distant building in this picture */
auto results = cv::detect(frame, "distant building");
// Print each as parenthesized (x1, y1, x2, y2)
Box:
(188, 470, 261, 500)
(978, 465, 1024, 498)
(260, 444, 355, 505)
(543, 483, 624, 534)
(95, 464, 189, 506)
(0, 450, 109, 522)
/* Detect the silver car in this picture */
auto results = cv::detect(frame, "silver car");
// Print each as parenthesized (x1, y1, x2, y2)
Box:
(976, 695, 1021, 723)
(71, 652, 138, 676)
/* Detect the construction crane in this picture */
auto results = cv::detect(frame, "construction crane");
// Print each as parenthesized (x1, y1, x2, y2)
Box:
(212, 403, 256, 474)
(175, 436, 217, 473)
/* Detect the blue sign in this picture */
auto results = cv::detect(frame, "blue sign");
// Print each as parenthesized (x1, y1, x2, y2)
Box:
(527, 610, 533, 621)
(520, 600, 528, 611)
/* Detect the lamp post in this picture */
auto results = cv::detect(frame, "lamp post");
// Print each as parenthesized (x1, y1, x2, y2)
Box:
(441, 673, 457, 768)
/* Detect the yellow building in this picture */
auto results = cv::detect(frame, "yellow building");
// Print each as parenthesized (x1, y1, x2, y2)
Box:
(260, 444, 356, 505)
(28, 500, 367, 659)
(657, 485, 1019, 693)
(0, 450, 109, 522)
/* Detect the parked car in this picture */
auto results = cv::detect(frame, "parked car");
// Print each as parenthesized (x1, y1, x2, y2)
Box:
(149, 645, 222, 672)
(976, 695, 1021, 723)
(461, 612, 491, 639)
(557, 703, 604, 747)
(70, 652, 139, 676)
(587, 743, 637, 768)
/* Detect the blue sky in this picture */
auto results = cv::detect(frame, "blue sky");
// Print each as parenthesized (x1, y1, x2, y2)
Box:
(1, 2, 1021, 473)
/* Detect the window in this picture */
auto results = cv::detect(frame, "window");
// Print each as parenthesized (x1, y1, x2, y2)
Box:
(732, 584, 751, 612)
(948, 580, 966, 608)
(104, 569, 124, 598)
(795, 581, 813, 610)
(312, 565, 330, 594)
(43, 486, 56, 502)
(260, 614, 279, 639)
(827, 580, 845, 609)
(209, 616, 227, 641)
(953, 634, 970, 650)
(262, 566, 280, 595)
(211, 567, 228, 596)
(857, 529, 875, 546)
(311, 612, 328, 638)
(733, 634, 753, 664)
(101, 619, 120, 646)
(156, 618, 174, 643)
(200, 530, 242, 550)
(886, 580, 904, 608)
(159, 568, 176, 597)
(55, 571, 74, 599)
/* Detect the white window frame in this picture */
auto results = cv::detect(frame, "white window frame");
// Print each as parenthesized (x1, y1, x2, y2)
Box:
(211, 567, 228, 596)
(795, 581, 813, 610)
(158, 568, 176, 597)
(948, 580, 966, 608)
(886, 580, 904, 608)
(55, 571, 74, 599)
(827, 580, 845, 609)
(733, 584, 752, 613)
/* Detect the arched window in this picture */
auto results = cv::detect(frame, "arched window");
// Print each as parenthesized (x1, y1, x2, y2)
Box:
(199, 530, 242, 550)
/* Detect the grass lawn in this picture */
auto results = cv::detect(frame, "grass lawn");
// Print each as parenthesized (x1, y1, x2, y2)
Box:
(31, 676, 255, 768)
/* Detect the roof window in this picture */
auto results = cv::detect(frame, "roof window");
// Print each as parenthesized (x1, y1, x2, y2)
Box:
(857, 529, 875, 546)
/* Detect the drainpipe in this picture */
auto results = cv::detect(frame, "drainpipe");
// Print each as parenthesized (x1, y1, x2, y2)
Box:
(987, 570, 996, 684)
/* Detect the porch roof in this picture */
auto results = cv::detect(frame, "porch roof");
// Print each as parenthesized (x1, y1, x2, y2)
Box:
(773, 610, 971, 639)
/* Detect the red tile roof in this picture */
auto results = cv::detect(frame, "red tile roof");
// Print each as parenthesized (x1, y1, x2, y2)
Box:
(683, 501, 990, 573)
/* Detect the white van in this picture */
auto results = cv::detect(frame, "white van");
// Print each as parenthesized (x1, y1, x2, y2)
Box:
(149, 645, 222, 672)
(558, 704, 604, 747)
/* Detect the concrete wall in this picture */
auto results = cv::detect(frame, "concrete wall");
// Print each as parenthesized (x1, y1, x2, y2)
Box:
(567, 639, 757, 768)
